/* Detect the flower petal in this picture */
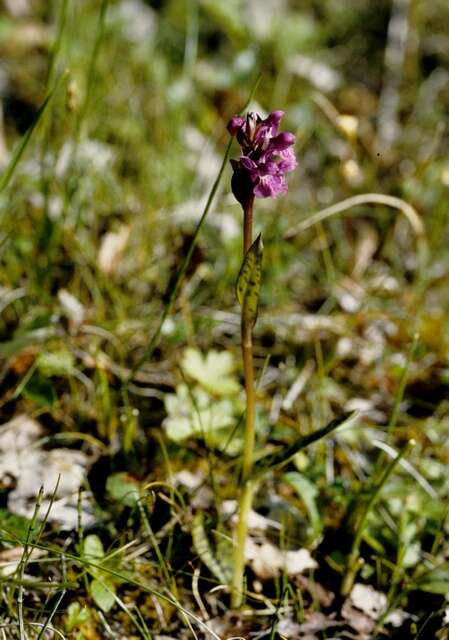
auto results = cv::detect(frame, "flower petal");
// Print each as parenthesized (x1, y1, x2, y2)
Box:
(278, 147, 298, 173)
(270, 132, 295, 151)
(240, 156, 258, 171)
(264, 110, 284, 135)
(258, 161, 280, 176)
(229, 109, 296, 201)
(254, 174, 288, 198)
(227, 115, 245, 136)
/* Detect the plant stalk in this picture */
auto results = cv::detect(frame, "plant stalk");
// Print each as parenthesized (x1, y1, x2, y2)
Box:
(232, 197, 256, 608)
(243, 197, 254, 257)
(231, 479, 255, 608)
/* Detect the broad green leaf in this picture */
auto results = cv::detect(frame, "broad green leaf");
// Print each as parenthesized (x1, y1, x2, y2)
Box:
(163, 384, 242, 454)
(181, 347, 240, 396)
(90, 578, 115, 613)
(23, 374, 56, 406)
(283, 472, 322, 540)
(83, 534, 105, 561)
(106, 472, 140, 507)
(236, 234, 263, 328)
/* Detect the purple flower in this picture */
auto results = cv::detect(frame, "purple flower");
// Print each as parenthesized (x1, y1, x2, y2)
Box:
(227, 111, 297, 207)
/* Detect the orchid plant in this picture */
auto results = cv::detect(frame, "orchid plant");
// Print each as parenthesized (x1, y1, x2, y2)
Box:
(227, 110, 297, 608)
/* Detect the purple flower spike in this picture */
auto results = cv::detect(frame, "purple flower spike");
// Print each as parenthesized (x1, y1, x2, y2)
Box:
(227, 110, 296, 207)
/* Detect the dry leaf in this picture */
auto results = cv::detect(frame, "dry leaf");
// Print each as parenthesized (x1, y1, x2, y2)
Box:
(58, 289, 85, 329)
(245, 538, 317, 580)
(0, 547, 45, 577)
(350, 583, 387, 619)
(341, 599, 375, 637)
(222, 500, 281, 532)
(352, 222, 379, 279)
(98, 225, 131, 275)
(342, 583, 388, 637)
(0, 415, 96, 528)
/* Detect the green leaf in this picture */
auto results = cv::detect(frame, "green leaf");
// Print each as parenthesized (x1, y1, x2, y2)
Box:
(36, 350, 75, 377)
(65, 602, 91, 633)
(106, 472, 140, 507)
(414, 566, 449, 595)
(90, 578, 115, 612)
(181, 348, 240, 396)
(416, 579, 449, 595)
(22, 373, 56, 406)
(283, 472, 322, 540)
(192, 512, 231, 583)
(0, 509, 33, 541)
(163, 384, 241, 453)
(251, 412, 359, 480)
(236, 233, 263, 329)
(83, 534, 105, 561)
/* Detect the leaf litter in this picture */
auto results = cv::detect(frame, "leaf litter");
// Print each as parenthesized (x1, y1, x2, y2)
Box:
(0, 415, 97, 528)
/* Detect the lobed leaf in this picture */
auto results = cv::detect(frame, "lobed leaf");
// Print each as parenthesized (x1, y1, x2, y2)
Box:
(181, 348, 240, 396)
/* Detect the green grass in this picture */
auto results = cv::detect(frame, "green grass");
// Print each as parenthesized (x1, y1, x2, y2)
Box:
(1, 0, 449, 638)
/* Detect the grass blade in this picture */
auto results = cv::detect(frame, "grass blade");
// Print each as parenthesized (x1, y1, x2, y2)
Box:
(0, 92, 53, 194)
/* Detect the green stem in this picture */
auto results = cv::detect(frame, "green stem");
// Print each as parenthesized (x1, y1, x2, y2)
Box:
(242, 196, 255, 479)
(232, 198, 256, 609)
(231, 480, 255, 608)
(243, 197, 254, 256)
(17, 487, 44, 640)
(241, 322, 256, 479)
